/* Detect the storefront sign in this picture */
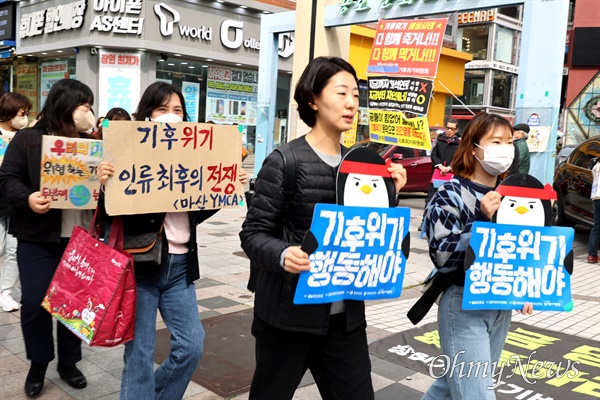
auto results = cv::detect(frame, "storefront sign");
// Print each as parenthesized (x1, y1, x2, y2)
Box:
(40, 61, 69, 108)
(20, 1, 87, 38)
(338, 0, 444, 16)
(205, 66, 257, 126)
(369, 109, 431, 150)
(368, 76, 433, 115)
(89, 0, 144, 35)
(102, 121, 244, 215)
(466, 60, 519, 74)
(457, 9, 496, 24)
(40, 136, 103, 209)
(98, 50, 141, 117)
(0, 2, 16, 42)
(368, 18, 447, 77)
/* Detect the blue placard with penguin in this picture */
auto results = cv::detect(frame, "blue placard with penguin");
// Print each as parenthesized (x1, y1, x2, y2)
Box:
(293, 147, 410, 304)
(463, 174, 574, 311)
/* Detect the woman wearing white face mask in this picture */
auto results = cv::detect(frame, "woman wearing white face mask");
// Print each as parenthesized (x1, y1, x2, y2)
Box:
(0, 92, 32, 314)
(0, 79, 96, 397)
(420, 113, 533, 400)
(97, 82, 248, 399)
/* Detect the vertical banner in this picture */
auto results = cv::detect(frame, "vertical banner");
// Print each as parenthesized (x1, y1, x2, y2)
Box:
(40, 60, 69, 107)
(369, 110, 431, 150)
(98, 50, 141, 117)
(103, 121, 244, 215)
(182, 82, 200, 123)
(40, 136, 103, 209)
(205, 66, 257, 125)
(16, 62, 38, 115)
(368, 18, 447, 77)
(342, 114, 359, 147)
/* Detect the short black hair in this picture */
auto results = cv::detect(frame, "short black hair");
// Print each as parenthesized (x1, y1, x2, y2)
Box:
(106, 107, 131, 121)
(294, 56, 358, 128)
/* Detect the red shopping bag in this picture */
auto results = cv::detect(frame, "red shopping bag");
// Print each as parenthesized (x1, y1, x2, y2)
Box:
(42, 212, 136, 347)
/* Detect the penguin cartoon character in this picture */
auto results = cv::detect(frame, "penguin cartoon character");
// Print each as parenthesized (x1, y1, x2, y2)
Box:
(336, 147, 397, 208)
(494, 173, 555, 227)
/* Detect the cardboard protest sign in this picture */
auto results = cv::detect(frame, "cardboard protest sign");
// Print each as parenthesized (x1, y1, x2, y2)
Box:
(464, 174, 574, 311)
(40, 136, 103, 209)
(367, 18, 447, 77)
(103, 121, 243, 216)
(0, 135, 13, 165)
(368, 76, 433, 115)
(369, 109, 431, 150)
(295, 147, 410, 304)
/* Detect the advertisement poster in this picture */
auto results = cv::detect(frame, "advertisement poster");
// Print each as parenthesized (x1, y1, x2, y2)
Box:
(98, 50, 141, 117)
(103, 121, 244, 215)
(182, 81, 200, 123)
(205, 66, 257, 125)
(40, 61, 69, 107)
(464, 222, 573, 311)
(368, 76, 433, 115)
(527, 126, 551, 153)
(15, 62, 38, 113)
(294, 204, 410, 304)
(367, 18, 447, 77)
(342, 114, 359, 147)
(40, 136, 103, 209)
(369, 109, 431, 150)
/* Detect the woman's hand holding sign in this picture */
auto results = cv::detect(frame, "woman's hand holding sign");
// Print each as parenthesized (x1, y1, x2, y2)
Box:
(97, 161, 115, 186)
(283, 246, 311, 274)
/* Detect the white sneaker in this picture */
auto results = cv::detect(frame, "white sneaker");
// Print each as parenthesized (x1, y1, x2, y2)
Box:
(0, 290, 19, 312)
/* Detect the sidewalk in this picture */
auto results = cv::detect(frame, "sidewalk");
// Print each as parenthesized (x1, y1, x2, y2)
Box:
(0, 197, 597, 399)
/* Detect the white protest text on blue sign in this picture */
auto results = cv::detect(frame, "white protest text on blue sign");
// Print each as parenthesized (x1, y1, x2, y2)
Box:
(464, 222, 573, 311)
(294, 204, 410, 304)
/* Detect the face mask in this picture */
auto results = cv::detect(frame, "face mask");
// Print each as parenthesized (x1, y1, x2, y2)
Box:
(151, 113, 183, 123)
(474, 143, 514, 176)
(73, 109, 95, 133)
(11, 115, 29, 130)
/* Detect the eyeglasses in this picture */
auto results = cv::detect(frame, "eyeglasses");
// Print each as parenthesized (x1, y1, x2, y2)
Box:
(446, 127, 457, 131)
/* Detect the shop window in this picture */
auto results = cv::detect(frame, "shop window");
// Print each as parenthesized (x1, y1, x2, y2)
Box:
(457, 25, 489, 61)
(156, 58, 205, 122)
(498, 6, 521, 20)
(457, 70, 486, 106)
(491, 71, 514, 109)
(495, 26, 516, 64)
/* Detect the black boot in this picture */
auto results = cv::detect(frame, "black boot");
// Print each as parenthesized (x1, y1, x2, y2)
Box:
(25, 362, 48, 397)
(57, 363, 87, 389)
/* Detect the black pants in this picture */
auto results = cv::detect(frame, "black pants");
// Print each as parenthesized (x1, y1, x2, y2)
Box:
(17, 239, 82, 365)
(249, 314, 374, 400)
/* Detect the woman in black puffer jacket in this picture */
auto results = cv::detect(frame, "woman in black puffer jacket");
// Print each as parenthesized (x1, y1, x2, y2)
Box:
(240, 57, 407, 400)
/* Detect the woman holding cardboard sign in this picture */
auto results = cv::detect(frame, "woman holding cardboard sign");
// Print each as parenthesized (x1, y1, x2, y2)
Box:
(97, 81, 247, 400)
(0, 79, 97, 397)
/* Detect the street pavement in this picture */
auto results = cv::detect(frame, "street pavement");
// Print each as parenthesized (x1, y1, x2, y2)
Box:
(0, 155, 597, 399)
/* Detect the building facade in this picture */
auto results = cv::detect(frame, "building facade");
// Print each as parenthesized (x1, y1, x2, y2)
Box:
(3, 0, 296, 148)
(451, 6, 523, 128)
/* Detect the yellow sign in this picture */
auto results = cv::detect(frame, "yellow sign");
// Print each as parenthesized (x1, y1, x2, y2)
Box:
(103, 121, 243, 216)
(457, 9, 496, 24)
(368, 110, 431, 150)
(342, 114, 359, 147)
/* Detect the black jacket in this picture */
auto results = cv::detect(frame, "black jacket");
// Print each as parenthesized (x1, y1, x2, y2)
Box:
(239, 136, 366, 335)
(99, 207, 218, 284)
(431, 134, 460, 169)
(0, 128, 64, 241)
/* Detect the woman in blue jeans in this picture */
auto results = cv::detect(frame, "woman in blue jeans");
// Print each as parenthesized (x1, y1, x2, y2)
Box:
(97, 82, 247, 399)
(421, 113, 532, 400)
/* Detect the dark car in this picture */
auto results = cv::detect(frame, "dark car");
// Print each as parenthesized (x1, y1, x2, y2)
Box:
(350, 141, 432, 192)
(553, 136, 600, 228)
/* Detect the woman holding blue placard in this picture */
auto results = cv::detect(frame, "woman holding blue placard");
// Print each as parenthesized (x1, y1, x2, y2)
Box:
(0, 79, 97, 397)
(97, 81, 247, 400)
(420, 112, 533, 400)
(239, 57, 407, 400)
